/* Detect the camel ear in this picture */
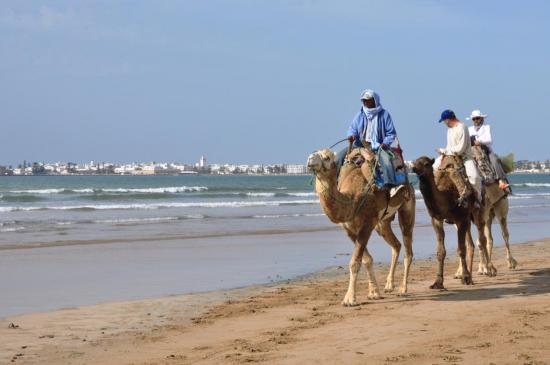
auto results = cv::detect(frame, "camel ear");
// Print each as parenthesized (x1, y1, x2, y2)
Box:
(430, 158, 435, 165)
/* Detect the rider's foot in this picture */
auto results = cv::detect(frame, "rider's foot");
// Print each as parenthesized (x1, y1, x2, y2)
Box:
(498, 180, 510, 190)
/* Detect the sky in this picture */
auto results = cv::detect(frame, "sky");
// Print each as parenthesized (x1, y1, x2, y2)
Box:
(1, 0, 549, 166)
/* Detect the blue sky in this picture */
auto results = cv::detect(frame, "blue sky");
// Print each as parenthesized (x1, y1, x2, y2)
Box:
(1, 1, 549, 165)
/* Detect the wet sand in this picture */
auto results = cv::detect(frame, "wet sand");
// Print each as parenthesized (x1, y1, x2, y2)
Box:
(2, 239, 550, 364)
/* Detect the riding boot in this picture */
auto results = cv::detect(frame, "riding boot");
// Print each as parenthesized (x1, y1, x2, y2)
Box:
(447, 167, 472, 208)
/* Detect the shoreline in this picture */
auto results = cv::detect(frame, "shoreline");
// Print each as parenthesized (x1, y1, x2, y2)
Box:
(2, 238, 550, 364)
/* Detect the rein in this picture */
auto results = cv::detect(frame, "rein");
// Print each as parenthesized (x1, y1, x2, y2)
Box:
(312, 151, 379, 220)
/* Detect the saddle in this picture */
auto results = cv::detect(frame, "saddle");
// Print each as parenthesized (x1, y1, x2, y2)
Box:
(436, 155, 478, 207)
(343, 147, 408, 189)
(341, 148, 378, 190)
(471, 145, 497, 185)
(341, 147, 410, 221)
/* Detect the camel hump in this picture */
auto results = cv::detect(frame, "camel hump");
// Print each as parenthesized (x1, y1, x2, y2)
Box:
(340, 148, 376, 182)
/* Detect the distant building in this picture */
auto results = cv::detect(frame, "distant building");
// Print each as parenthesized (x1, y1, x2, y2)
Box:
(285, 164, 308, 174)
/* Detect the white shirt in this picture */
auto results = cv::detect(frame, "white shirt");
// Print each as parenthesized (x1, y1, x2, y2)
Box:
(468, 124, 492, 149)
(443, 122, 472, 160)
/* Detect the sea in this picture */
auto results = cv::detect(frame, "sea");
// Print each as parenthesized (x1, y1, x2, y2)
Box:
(1, 173, 550, 317)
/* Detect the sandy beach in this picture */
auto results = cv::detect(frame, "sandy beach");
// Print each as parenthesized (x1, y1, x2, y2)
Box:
(2, 239, 549, 365)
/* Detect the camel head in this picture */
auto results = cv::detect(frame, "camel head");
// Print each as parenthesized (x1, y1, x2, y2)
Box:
(412, 156, 435, 177)
(307, 149, 337, 176)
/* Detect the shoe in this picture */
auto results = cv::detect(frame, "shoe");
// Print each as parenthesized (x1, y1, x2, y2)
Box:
(390, 185, 405, 198)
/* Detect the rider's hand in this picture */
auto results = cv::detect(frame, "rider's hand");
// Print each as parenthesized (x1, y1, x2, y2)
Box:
(347, 135, 355, 142)
(380, 143, 387, 150)
(474, 140, 481, 146)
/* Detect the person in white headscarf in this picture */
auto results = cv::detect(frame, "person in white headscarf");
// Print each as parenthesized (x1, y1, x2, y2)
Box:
(467, 110, 509, 190)
(336, 89, 405, 197)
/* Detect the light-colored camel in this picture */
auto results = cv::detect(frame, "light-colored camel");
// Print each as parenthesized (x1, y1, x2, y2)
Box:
(412, 156, 494, 290)
(476, 183, 517, 272)
(307, 148, 415, 306)
(453, 146, 517, 276)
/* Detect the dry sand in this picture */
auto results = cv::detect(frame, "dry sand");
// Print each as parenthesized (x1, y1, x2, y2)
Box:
(2, 239, 550, 365)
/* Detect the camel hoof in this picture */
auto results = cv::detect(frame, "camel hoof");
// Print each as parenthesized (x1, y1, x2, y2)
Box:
(384, 287, 394, 293)
(368, 293, 381, 300)
(508, 259, 518, 270)
(397, 290, 408, 297)
(341, 300, 358, 307)
(461, 276, 474, 285)
(430, 282, 445, 290)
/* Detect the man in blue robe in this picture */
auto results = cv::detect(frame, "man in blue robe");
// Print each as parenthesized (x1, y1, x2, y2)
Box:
(337, 89, 403, 196)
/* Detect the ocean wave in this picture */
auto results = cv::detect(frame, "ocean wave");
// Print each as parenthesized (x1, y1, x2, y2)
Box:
(245, 192, 276, 197)
(81, 192, 173, 201)
(508, 193, 550, 200)
(0, 194, 45, 202)
(92, 216, 188, 224)
(9, 188, 65, 194)
(72, 188, 95, 193)
(285, 192, 317, 197)
(512, 183, 550, 188)
(0, 226, 26, 233)
(100, 186, 208, 193)
(0, 199, 319, 212)
(509, 204, 550, 209)
(252, 213, 325, 219)
(7, 186, 209, 195)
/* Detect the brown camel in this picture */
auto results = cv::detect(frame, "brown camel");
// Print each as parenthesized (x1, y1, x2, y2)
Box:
(412, 155, 493, 290)
(307, 148, 415, 306)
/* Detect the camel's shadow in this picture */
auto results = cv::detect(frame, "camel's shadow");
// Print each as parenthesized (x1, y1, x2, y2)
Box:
(429, 267, 550, 302)
(361, 267, 550, 306)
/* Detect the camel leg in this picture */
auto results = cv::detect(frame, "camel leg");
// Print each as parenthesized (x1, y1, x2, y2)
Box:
(376, 221, 401, 293)
(477, 231, 488, 276)
(398, 199, 414, 296)
(483, 213, 497, 276)
(342, 240, 365, 307)
(473, 210, 495, 277)
(430, 218, 446, 289)
(456, 228, 475, 279)
(496, 202, 517, 269)
(457, 221, 473, 285)
(362, 246, 381, 299)
(466, 228, 475, 275)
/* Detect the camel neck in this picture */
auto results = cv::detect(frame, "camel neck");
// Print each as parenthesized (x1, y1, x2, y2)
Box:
(418, 172, 443, 217)
(314, 171, 355, 223)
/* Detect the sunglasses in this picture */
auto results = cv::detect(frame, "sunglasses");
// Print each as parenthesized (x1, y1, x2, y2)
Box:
(472, 117, 483, 121)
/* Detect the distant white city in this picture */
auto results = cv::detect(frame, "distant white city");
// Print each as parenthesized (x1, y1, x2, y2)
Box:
(1, 156, 548, 176)
(0, 156, 309, 176)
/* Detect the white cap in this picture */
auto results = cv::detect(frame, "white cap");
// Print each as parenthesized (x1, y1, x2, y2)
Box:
(466, 109, 488, 120)
(360, 90, 374, 100)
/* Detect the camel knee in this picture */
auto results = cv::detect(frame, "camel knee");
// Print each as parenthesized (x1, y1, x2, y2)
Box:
(437, 249, 446, 261)
(362, 254, 373, 267)
(392, 244, 401, 256)
(349, 260, 361, 274)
